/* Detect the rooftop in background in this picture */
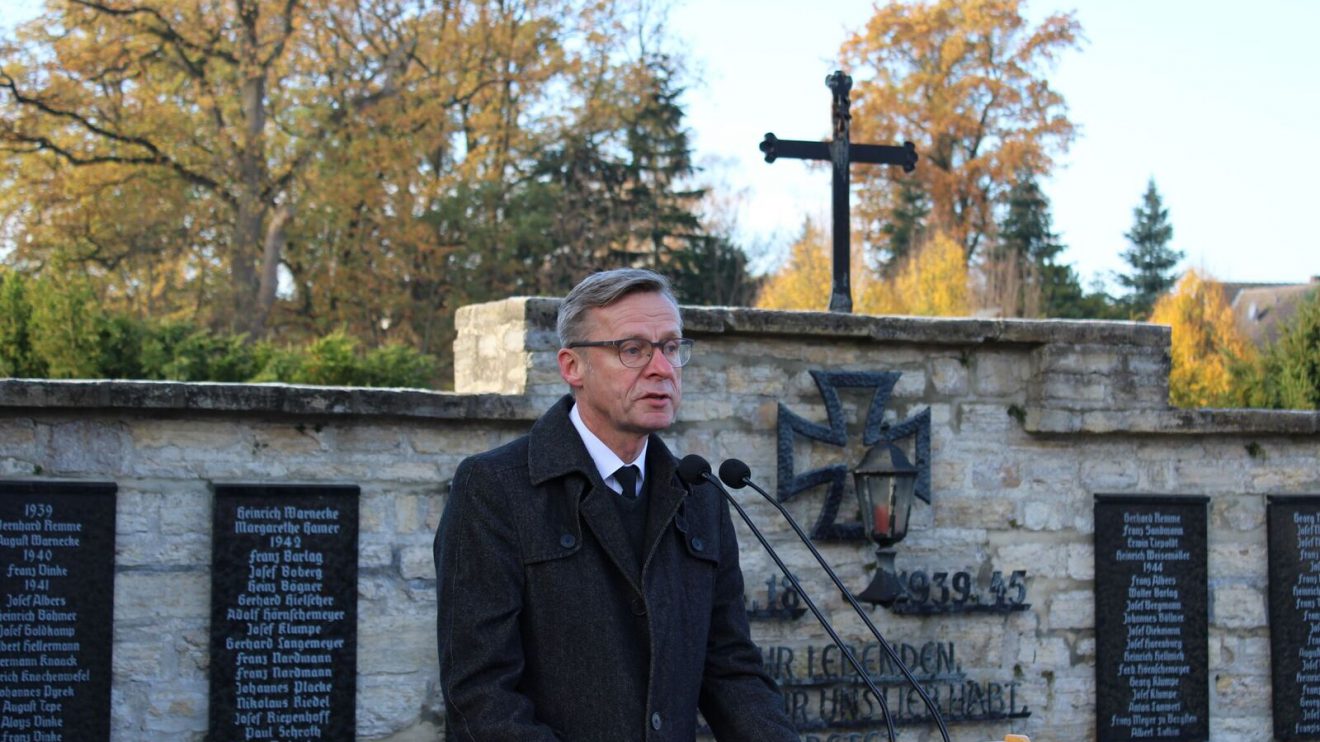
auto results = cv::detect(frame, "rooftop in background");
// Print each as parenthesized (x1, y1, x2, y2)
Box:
(1223, 277, 1320, 347)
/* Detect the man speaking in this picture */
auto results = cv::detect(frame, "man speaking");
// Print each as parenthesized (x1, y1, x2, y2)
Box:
(435, 269, 797, 740)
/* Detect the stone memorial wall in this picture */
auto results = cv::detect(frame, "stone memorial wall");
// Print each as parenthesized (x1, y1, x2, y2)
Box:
(1, 298, 1319, 740)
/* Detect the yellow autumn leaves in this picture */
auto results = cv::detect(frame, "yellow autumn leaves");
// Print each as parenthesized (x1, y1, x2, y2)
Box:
(756, 221, 969, 316)
(1149, 270, 1254, 409)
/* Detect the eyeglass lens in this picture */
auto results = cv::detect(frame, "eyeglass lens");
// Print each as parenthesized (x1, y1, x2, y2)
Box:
(618, 339, 691, 368)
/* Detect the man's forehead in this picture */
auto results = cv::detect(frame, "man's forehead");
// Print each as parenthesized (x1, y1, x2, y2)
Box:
(588, 292, 681, 332)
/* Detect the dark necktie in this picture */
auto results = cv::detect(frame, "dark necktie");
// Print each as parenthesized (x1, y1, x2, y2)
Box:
(613, 465, 640, 499)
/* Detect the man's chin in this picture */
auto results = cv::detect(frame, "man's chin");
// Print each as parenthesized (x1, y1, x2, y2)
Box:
(631, 410, 676, 432)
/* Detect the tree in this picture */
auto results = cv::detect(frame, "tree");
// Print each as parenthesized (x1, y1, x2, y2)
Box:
(1234, 288, 1320, 410)
(0, 0, 647, 342)
(1149, 270, 1254, 408)
(842, 0, 1080, 262)
(1118, 178, 1182, 317)
(983, 172, 1097, 318)
(0, 268, 40, 377)
(874, 176, 930, 277)
(859, 231, 969, 316)
(2, 1, 750, 384)
(754, 219, 837, 311)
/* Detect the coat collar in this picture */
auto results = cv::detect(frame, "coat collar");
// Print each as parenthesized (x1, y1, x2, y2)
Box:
(528, 395, 678, 489)
(527, 395, 689, 582)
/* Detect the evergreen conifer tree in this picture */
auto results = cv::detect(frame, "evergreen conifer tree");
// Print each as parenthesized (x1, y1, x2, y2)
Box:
(993, 174, 1094, 317)
(877, 178, 930, 277)
(1118, 178, 1182, 316)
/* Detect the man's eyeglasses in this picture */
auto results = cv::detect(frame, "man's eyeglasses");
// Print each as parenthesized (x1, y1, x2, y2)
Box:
(566, 337, 695, 368)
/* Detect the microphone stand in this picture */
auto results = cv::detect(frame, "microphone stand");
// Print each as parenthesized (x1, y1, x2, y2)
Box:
(677, 456, 896, 742)
(720, 459, 951, 742)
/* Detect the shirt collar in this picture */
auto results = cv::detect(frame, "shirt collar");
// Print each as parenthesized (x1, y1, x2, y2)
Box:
(569, 401, 647, 495)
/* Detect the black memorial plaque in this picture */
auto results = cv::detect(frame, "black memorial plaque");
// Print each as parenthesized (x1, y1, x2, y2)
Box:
(0, 480, 117, 742)
(1267, 495, 1320, 740)
(1094, 495, 1208, 742)
(209, 484, 359, 742)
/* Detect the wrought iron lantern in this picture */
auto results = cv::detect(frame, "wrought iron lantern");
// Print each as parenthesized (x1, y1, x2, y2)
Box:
(853, 441, 919, 606)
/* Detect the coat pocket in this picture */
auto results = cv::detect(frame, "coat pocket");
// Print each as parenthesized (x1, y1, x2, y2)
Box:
(675, 500, 720, 567)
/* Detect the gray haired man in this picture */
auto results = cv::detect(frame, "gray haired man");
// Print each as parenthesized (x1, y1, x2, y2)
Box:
(435, 269, 798, 740)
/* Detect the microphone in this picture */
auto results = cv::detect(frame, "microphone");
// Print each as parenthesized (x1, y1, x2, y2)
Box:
(678, 455, 897, 742)
(718, 458, 951, 742)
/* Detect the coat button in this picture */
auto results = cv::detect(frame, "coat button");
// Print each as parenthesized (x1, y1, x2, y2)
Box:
(690, 536, 704, 552)
(650, 712, 662, 730)
(631, 597, 647, 616)
(560, 534, 575, 549)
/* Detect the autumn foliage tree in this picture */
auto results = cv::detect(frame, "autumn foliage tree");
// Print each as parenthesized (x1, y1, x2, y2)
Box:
(755, 221, 970, 318)
(2, 0, 745, 386)
(859, 231, 969, 316)
(1149, 270, 1255, 408)
(842, 0, 1080, 264)
(754, 219, 839, 312)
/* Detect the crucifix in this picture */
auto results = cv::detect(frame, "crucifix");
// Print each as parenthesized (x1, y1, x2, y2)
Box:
(760, 70, 918, 313)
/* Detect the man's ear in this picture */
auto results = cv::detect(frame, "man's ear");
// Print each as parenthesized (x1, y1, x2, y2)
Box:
(558, 347, 585, 390)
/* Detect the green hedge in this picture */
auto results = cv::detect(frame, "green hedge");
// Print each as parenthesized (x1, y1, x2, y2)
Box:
(0, 269, 437, 388)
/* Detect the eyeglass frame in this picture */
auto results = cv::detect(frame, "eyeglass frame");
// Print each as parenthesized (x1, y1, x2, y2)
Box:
(565, 337, 695, 368)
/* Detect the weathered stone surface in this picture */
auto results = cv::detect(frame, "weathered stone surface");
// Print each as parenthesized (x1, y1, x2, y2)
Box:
(1046, 590, 1094, 630)
(1212, 583, 1267, 629)
(1, 302, 1318, 740)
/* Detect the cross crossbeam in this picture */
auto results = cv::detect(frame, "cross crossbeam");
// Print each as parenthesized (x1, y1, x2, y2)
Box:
(759, 71, 918, 313)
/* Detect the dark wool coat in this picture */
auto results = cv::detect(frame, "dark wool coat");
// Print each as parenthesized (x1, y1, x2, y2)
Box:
(435, 395, 799, 741)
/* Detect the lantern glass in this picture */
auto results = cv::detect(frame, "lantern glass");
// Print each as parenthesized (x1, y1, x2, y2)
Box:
(853, 443, 918, 547)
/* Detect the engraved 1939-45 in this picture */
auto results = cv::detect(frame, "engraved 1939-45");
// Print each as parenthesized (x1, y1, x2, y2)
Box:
(0, 481, 116, 742)
(1094, 495, 1208, 742)
(209, 485, 359, 742)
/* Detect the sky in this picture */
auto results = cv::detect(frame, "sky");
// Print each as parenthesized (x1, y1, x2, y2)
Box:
(668, 0, 1320, 287)
(4, 0, 1317, 288)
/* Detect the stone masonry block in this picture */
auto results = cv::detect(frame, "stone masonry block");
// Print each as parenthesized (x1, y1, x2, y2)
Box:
(1066, 543, 1094, 581)
(934, 494, 1015, 529)
(1209, 540, 1268, 581)
(115, 571, 209, 622)
(47, 419, 130, 475)
(1214, 670, 1272, 712)
(1046, 589, 1094, 630)
(130, 420, 244, 451)
(960, 403, 1020, 434)
(971, 460, 1022, 491)
(359, 541, 394, 569)
(973, 352, 1027, 397)
(1080, 458, 1140, 490)
(1208, 717, 1272, 742)
(930, 357, 969, 395)
(1212, 583, 1266, 629)
(995, 539, 1068, 576)
(0, 416, 36, 456)
(400, 544, 434, 580)
(892, 369, 927, 398)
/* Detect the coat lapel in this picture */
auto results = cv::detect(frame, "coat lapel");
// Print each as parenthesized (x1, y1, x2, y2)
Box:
(528, 395, 643, 591)
(641, 438, 689, 575)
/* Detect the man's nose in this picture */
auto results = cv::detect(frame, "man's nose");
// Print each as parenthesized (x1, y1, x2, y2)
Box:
(642, 345, 677, 376)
